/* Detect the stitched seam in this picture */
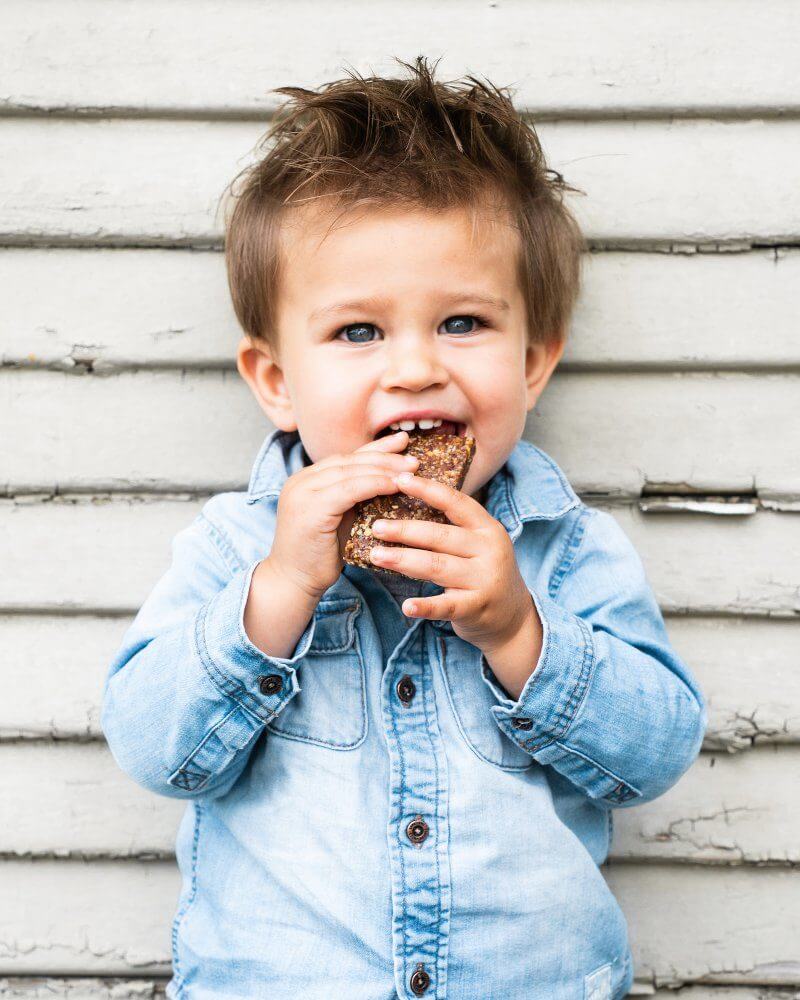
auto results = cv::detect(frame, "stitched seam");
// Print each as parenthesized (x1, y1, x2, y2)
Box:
(419, 629, 443, 995)
(390, 637, 410, 993)
(612, 952, 633, 1000)
(168, 704, 254, 786)
(265, 621, 367, 749)
(549, 507, 592, 600)
(198, 510, 249, 574)
(522, 615, 594, 750)
(194, 597, 273, 722)
(170, 802, 202, 985)
(550, 740, 642, 797)
(439, 639, 530, 771)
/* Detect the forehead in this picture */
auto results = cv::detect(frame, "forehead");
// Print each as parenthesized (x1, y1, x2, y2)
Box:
(277, 198, 520, 290)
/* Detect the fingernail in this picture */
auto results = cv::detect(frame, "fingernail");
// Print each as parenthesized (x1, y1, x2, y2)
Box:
(395, 472, 413, 485)
(404, 455, 419, 465)
(372, 519, 386, 532)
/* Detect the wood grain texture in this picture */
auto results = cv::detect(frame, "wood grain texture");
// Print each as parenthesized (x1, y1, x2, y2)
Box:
(4, 248, 799, 371)
(6, 369, 799, 496)
(2, 742, 798, 864)
(2, 119, 799, 245)
(2, 0, 798, 115)
(1, 860, 799, 983)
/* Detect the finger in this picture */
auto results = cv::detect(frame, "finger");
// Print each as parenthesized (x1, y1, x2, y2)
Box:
(368, 544, 472, 589)
(310, 458, 418, 492)
(400, 592, 465, 621)
(319, 472, 401, 519)
(308, 463, 404, 494)
(314, 431, 419, 471)
(356, 430, 411, 453)
(392, 472, 479, 529)
(370, 516, 475, 558)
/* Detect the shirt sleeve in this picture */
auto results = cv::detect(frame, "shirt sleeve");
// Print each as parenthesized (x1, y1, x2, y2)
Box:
(480, 507, 707, 808)
(101, 499, 318, 800)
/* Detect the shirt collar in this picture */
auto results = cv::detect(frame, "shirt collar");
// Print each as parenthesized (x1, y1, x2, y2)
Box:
(245, 428, 581, 536)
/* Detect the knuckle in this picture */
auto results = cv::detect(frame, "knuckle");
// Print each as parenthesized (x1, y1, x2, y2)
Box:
(430, 551, 446, 577)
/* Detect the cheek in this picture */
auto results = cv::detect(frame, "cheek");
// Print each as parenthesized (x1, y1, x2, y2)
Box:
(292, 363, 374, 459)
(463, 354, 527, 412)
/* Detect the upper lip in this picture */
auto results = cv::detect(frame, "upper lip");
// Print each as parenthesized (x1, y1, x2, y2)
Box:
(373, 410, 466, 438)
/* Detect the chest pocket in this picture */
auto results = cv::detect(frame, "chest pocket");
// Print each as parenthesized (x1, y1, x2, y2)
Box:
(436, 631, 533, 771)
(266, 597, 367, 750)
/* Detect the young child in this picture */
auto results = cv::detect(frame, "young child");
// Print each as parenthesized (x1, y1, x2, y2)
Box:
(103, 56, 707, 1000)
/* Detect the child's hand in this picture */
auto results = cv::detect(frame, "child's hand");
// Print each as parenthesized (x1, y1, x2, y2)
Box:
(266, 431, 420, 603)
(367, 472, 540, 669)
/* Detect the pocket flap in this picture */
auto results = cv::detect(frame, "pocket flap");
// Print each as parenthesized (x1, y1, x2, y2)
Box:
(308, 598, 360, 653)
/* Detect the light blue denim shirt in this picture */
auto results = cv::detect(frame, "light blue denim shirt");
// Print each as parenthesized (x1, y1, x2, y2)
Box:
(102, 428, 707, 1000)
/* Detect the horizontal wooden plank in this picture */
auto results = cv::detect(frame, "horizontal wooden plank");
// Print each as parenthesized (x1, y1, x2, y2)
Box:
(5, 369, 799, 496)
(3, 0, 798, 116)
(668, 618, 800, 753)
(4, 248, 799, 371)
(1, 860, 798, 982)
(3, 742, 797, 864)
(3, 983, 795, 1000)
(4, 614, 796, 750)
(612, 745, 800, 865)
(0, 982, 167, 1000)
(2, 498, 797, 616)
(2, 119, 799, 245)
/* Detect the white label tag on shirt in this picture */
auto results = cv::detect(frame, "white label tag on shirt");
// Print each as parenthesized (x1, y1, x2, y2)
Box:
(584, 961, 612, 1000)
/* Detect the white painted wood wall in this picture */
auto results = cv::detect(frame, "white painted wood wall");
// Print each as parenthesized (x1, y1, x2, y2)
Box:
(2, 2, 799, 997)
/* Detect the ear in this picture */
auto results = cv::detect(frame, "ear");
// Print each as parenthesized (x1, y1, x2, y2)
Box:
(236, 336, 298, 431)
(524, 335, 566, 411)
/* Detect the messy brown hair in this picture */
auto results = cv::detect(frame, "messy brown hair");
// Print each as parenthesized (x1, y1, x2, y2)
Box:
(222, 56, 586, 355)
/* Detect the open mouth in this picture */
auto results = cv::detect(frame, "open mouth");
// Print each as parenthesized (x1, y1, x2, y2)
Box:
(375, 419, 466, 440)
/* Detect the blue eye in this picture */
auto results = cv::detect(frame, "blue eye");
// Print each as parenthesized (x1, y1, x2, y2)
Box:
(334, 314, 487, 344)
(442, 315, 481, 335)
(336, 323, 379, 344)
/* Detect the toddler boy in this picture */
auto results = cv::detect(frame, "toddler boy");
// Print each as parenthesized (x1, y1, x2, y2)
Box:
(103, 56, 707, 1000)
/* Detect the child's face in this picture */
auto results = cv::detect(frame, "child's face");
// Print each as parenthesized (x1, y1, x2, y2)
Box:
(238, 201, 564, 499)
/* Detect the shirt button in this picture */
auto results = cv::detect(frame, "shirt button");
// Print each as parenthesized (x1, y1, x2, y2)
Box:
(511, 716, 533, 730)
(258, 674, 283, 696)
(396, 675, 416, 704)
(410, 963, 431, 995)
(406, 815, 429, 845)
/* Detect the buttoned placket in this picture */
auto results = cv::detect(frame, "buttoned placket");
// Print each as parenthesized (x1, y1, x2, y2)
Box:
(380, 602, 452, 1000)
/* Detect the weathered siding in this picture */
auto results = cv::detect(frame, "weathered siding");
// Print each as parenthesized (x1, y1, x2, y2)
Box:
(3, 2, 798, 995)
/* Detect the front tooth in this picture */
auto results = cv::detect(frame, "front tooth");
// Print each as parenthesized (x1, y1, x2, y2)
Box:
(389, 422, 401, 430)
(417, 419, 435, 429)
(398, 420, 416, 431)
(432, 419, 443, 427)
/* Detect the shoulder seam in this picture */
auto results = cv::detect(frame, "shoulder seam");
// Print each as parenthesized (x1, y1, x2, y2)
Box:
(548, 507, 594, 601)
(197, 509, 248, 576)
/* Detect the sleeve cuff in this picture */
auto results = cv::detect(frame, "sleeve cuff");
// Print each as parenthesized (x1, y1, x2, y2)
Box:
(196, 559, 317, 722)
(481, 586, 595, 755)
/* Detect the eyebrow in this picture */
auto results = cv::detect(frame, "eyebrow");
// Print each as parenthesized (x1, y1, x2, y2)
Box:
(309, 293, 510, 322)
